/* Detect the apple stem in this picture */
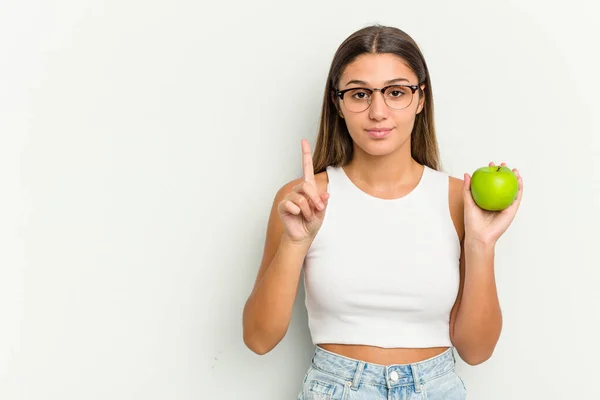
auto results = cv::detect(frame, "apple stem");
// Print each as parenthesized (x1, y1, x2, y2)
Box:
(497, 166, 501, 172)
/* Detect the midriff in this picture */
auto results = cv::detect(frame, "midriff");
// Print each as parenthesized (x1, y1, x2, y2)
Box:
(318, 344, 450, 365)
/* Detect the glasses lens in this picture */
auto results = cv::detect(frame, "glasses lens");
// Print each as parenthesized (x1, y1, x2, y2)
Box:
(383, 85, 414, 110)
(341, 88, 371, 112)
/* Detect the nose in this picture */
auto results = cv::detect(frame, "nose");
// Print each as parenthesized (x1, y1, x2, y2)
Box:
(368, 91, 388, 120)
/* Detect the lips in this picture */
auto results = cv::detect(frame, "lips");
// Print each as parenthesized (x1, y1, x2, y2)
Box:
(367, 128, 392, 132)
(366, 127, 393, 138)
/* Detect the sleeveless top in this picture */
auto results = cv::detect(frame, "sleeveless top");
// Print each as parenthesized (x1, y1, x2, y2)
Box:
(302, 164, 461, 348)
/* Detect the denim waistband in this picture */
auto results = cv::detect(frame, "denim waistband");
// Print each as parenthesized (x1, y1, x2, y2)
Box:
(311, 346, 457, 389)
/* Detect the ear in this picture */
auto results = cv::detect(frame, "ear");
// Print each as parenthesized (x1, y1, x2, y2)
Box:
(416, 84, 426, 115)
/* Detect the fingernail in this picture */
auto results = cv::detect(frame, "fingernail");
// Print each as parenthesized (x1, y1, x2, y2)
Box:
(318, 202, 325, 210)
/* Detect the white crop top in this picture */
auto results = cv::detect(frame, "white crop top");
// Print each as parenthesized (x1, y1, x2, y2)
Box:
(302, 164, 461, 348)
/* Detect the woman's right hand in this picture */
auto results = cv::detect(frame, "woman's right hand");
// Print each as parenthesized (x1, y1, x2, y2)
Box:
(277, 139, 330, 245)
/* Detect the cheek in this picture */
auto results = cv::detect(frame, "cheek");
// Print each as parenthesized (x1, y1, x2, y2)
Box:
(342, 116, 362, 136)
(391, 111, 418, 133)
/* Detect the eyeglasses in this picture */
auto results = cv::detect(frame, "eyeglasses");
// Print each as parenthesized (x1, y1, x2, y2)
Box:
(333, 84, 420, 113)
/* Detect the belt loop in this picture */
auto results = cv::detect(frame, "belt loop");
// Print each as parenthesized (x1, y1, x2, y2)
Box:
(411, 363, 422, 393)
(351, 361, 365, 390)
(452, 347, 457, 365)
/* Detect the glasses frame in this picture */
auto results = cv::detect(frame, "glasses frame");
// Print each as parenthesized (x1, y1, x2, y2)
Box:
(333, 84, 420, 113)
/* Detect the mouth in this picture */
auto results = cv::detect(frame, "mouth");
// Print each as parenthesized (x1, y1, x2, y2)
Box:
(366, 128, 393, 139)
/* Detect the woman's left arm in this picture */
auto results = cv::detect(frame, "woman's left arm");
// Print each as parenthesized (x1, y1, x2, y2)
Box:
(450, 162, 524, 365)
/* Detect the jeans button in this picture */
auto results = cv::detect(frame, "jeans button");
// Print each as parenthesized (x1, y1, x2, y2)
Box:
(390, 371, 399, 381)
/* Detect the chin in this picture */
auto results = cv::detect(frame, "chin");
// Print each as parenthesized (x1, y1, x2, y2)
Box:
(349, 130, 410, 157)
(358, 139, 402, 156)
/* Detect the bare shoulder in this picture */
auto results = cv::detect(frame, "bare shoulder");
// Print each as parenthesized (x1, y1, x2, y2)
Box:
(448, 176, 464, 200)
(448, 175, 465, 242)
(314, 171, 329, 193)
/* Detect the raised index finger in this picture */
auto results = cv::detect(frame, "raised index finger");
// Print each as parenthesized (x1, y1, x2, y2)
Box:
(301, 139, 316, 184)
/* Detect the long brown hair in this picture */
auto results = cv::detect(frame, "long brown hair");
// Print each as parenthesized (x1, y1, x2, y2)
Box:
(312, 24, 441, 173)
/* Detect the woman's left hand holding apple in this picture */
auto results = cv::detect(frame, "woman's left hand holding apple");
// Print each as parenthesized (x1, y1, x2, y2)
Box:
(463, 162, 524, 246)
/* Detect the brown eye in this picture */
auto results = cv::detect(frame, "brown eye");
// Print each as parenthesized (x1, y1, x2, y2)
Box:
(348, 89, 370, 100)
(387, 86, 410, 98)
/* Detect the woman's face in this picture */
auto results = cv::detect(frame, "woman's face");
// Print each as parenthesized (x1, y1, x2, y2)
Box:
(336, 53, 425, 157)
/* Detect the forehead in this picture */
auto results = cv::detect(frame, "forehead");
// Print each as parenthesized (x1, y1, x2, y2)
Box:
(339, 53, 417, 87)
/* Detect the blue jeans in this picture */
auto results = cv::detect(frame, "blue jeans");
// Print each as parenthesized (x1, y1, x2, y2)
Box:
(297, 346, 467, 399)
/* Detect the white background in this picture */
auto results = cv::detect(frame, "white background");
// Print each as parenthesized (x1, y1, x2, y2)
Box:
(1, 0, 599, 398)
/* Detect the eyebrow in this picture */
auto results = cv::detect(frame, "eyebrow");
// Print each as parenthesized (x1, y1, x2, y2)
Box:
(344, 78, 410, 87)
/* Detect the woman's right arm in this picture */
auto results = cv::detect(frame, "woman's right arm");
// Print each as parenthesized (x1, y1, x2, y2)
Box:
(242, 180, 311, 355)
(243, 139, 329, 355)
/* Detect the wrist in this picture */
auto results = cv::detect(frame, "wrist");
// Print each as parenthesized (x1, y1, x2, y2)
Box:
(464, 235, 496, 253)
(280, 234, 313, 252)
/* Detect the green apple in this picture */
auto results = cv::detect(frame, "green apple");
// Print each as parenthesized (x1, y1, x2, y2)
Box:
(470, 166, 518, 211)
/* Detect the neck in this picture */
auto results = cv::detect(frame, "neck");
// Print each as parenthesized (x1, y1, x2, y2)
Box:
(344, 143, 422, 190)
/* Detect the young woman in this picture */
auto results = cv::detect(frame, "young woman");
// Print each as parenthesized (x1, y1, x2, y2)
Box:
(243, 24, 523, 399)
